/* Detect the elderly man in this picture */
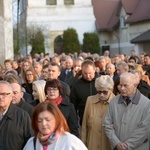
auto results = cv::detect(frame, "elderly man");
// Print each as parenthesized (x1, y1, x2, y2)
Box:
(11, 82, 33, 117)
(116, 62, 129, 76)
(0, 81, 33, 150)
(59, 56, 74, 83)
(104, 72, 150, 150)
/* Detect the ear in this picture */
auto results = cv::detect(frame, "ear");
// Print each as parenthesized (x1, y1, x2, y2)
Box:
(58, 71, 61, 76)
(134, 84, 138, 88)
(20, 91, 24, 98)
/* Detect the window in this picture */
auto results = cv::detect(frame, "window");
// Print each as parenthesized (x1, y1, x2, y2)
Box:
(46, 0, 56, 5)
(120, 16, 128, 29)
(64, 0, 74, 5)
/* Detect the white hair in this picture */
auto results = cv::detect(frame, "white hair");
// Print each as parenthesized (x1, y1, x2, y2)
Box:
(95, 75, 114, 90)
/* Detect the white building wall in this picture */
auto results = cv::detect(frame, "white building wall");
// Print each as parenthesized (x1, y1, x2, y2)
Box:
(0, 0, 13, 65)
(20, 0, 95, 55)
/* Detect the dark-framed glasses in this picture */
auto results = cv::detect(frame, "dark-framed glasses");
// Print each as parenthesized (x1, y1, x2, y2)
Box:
(47, 88, 58, 92)
(97, 90, 109, 95)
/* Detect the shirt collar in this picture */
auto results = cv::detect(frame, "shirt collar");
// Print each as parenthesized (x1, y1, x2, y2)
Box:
(118, 90, 141, 105)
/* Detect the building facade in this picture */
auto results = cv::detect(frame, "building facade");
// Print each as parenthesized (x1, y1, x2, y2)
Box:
(19, 0, 96, 56)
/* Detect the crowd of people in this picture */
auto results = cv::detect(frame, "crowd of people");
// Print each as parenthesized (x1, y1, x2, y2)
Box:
(0, 50, 150, 150)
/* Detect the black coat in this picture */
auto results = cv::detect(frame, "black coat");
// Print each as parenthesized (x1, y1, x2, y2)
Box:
(59, 69, 74, 84)
(137, 80, 150, 99)
(70, 74, 99, 125)
(0, 103, 33, 150)
(58, 98, 79, 137)
(17, 99, 34, 117)
(23, 92, 33, 103)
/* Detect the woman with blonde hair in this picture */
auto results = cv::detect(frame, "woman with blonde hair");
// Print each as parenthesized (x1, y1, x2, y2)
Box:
(31, 80, 46, 106)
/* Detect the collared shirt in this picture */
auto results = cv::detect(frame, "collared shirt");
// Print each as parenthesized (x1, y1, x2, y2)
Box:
(119, 90, 141, 105)
(123, 92, 136, 103)
(0, 109, 8, 121)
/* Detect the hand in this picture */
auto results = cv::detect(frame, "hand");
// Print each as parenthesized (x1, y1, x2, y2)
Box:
(72, 67, 80, 76)
(116, 142, 128, 150)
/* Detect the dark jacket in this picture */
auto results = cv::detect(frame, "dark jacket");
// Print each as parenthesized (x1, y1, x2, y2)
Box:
(60, 80, 70, 98)
(59, 69, 74, 84)
(70, 74, 99, 125)
(17, 98, 34, 117)
(30, 99, 40, 107)
(0, 103, 33, 150)
(137, 80, 150, 99)
(23, 92, 33, 103)
(58, 98, 79, 137)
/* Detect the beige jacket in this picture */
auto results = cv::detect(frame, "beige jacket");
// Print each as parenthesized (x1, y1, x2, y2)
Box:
(82, 93, 115, 150)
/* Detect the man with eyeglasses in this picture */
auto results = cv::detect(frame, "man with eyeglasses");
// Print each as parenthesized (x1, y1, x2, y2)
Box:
(104, 72, 150, 150)
(0, 81, 33, 150)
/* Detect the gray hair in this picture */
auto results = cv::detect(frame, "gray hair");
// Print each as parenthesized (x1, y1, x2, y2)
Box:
(120, 72, 138, 85)
(0, 81, 13, 93)
(117, 62, 129, 72)
(95, 75, 114, 90)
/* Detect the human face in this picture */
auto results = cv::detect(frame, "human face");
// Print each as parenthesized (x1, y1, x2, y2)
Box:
(106, 64, 115, 76)
(144, 56, 150, 65)
(97, 87, 112, 101)
(34, 64, 42, 75)
(73, 60, 82, 73)
(48, 65, 60, 80)
(32, 84, 39, 100)
(47, 87, 59, 100)
(26, 71, 34, 83)
(11, 83, 23, 105)
(0, 84, 13, 110)
(4, 62, 12, 70)
(82, 65, 95, 81)
(42, 68, 49, 80)
(23, 62, 30, 71)
(99, 59, 106, 69)
(116, 65, 125, 76)
(119, 76, 136, 97)
(65, 58, 73, 69)
(114, 56, 120, 64)
(38, 111, 56, 135)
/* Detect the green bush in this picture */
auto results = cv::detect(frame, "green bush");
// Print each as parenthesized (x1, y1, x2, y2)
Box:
(63, 28, 80, 54)
(82, 32, 101, 54)
(29, 30, 45, 56)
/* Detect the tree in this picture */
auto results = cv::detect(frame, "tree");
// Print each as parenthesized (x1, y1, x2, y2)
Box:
(63, 28, 80, 54)
(82, 32, 101, 54)
(27, 25, 45, 56)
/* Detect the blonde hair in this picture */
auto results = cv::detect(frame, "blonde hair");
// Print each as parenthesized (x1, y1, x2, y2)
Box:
(32, 80, 46, 103)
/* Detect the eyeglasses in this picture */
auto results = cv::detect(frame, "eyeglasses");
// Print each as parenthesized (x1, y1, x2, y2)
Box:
(0, 93, 11, 97)
(47, 88, 58, 92)
(97, 90, 109, 95)
(26, 74, 33, 76)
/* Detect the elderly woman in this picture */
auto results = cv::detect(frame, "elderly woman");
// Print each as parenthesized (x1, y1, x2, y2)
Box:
(82, 75, 115, 150)
(23, 101, 87, 150)
(31, 80, 46, 107)
(44, 79, 79, 137)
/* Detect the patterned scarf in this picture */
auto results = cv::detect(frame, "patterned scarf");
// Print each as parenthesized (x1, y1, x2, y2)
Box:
(38, 131, 59, 150)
